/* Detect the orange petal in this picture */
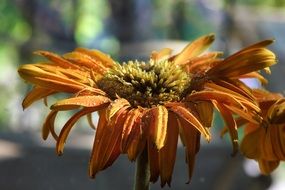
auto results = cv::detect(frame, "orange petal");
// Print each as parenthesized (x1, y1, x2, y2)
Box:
(187, 90, 246, 112)
(151, 48, 173, 62)
(87, 113, 96, 129)
(51, 95, 110, 111)
(268, 99, 285, 124)
(195, 101, 214, 128)
(148, 139, 159, 183)
(100, 108, 128, 169)
(258, 159, 279, 175)
(63, 52, 107, 74)
(75, 47, 115, 68)
(34, 51, 80, 69)
(42, 110, 58, 140)
(215, 104, 239, 156)
(127, 135, 146, 161)
(22, 86, 55, 109)
(207, 47, 276, 77)
(174, 34, 215, 65)
(149, 106, 168, 150)
(18, 64, 88, 92)
(181, 51, 222, 73)
(177, 117, 200, 183)
(56, 108, 96, 155)
(106, 98, 130, 121)
(240, 127, 263, 159)
(159, 112, 179, 187)
(167, 103, 211, 141)
(89, 109, 108, 177)
(205, 80, 255, 102)
(121, 108, 143, 153)
(238, 72, 268, 85)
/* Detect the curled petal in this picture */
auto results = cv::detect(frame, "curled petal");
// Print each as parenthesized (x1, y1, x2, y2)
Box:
(56, 108, 97, 155)
(87, 113, 96, 129)
(42, 110, 58, 140)
(22, 86, 55, 109)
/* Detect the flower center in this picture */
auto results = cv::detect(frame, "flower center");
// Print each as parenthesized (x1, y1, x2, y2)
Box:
(97, 60, 191, 107)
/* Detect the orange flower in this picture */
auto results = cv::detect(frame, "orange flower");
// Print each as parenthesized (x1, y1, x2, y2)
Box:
(18, 34, 277, 187)
(240, 89, 285, 174)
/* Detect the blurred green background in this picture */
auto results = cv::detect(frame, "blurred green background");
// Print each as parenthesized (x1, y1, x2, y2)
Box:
(1, 0, 285, 189)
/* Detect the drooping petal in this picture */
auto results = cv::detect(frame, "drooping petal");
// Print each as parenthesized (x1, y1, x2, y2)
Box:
(89, 107, 129, 177)
(42, 110, 58, 140)
(89, 110, 108, 177)
(127, 132, 146, 161)
(148, 139, 160, 183)
(187, 90, 246, 111)
(22, 86, 55, 109)
(205, 80, 255, 102)
(238, 72, 268, 85)
(127, 110, 151, 161)
(148, 106, 168, 150)
(100, 108, 128, 169)
(240, 126, 263, 159)
(51, 95, 110, 111)
(215, 103, 239, 156)
(194, 101, 214, 128)
(56, 108, 97, 155)
(159, 112, 179, 187)
(166, 103, 210, 141)
(177, 117, 200, 183)
(121, 108, 143, 153)
(258, 159, 279, 175)
(87, 113, 96, 129)
(268, 99, 285, 124)
(173, 34, 215, 65)
(106, 98, 130, 121)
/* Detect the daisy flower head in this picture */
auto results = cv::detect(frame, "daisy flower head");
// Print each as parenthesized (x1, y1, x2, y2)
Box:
(18, 34, 278, 188)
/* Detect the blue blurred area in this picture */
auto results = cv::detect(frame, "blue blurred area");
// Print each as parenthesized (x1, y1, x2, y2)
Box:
(1, 0, 285, 189)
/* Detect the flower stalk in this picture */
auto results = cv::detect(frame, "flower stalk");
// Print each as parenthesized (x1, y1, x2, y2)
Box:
(134, 147, 150, 190)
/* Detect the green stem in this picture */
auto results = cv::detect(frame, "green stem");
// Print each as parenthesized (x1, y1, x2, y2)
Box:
(134, 147, 150, 190)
